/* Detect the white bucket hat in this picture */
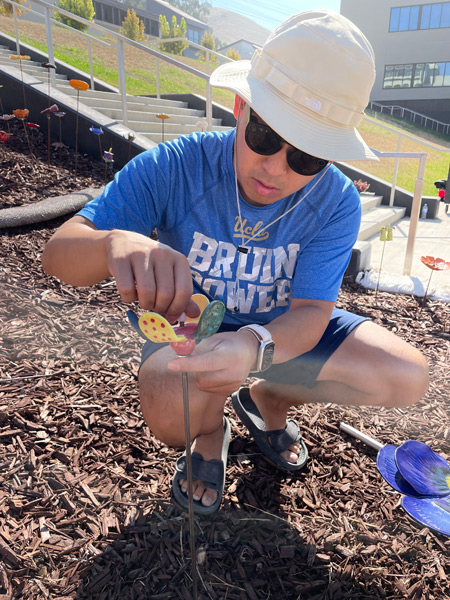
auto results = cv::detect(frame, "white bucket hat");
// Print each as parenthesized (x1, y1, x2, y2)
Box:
(210, 10, 377, 162)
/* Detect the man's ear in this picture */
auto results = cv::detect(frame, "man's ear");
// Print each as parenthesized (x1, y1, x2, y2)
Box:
(233, 95, 245, 119)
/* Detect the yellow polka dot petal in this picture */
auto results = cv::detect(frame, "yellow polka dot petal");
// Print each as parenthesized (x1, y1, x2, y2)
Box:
(138, 313, 186, 343)
(185, 294, 210, 323)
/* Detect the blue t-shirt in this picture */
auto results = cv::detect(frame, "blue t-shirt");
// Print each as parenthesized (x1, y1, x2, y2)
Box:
(78, 129, 361, 326)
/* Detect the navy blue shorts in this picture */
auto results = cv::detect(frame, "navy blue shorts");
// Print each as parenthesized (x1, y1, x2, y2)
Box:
(140, 308, 369, 389)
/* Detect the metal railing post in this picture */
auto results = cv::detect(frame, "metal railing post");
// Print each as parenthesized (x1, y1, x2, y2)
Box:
(87, 37, 95, 90)
(389, 134, 402, 207)
(403, 154, 426, 275)
(116, 38, 128, 126)
(205, 79, 212, 132)
(156, 56, 160, 98)
(12, 4, 20, 54)
(206, 49, 210, 74)
(44, 6, 56, 88)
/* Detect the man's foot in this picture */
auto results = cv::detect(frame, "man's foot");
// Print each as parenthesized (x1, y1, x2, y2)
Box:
(231, 386, 308, 472)
(249, 381, 302, 464)
(174, 417, 230, 514)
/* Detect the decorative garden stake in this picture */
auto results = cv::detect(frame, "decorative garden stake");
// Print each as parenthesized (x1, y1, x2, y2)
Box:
(375, 225, 394, 299)
(69, 79, 89, 175)
(420, 256, 450, 310)
(0, 114, 15, 133)
(124, 132, 135, 162)
(13, 108, 32, 156)
(25, 122, 40, 157)
(102, 147, 114, 183)
(90, 125, 104, 161)
(0, 85, 4, 116)
(127, 295, 225, 600)
(340, 423, 450, 537)
(0, 130, 12, 156)
(41, 103, 59, 165)
(156, 113, 170, 142)
(10, 55, 31, 107)
(53, 111, 66, 149)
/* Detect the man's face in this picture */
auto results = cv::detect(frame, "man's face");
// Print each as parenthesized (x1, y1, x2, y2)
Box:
(234, 105, 319, 207)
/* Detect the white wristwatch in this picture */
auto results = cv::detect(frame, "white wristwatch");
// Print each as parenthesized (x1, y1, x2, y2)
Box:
(238, 324, 275, 372)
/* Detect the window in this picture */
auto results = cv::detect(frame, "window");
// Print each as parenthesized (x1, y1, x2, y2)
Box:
(187, 29, 200, 43)
(383, 61, 450, 88)
(391, 3, 450, 31)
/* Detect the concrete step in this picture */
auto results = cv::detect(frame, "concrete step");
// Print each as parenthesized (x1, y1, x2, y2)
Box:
(76, 96, 205, 118)
(0, 63, 68, 80)
(358, 205, 406, 241)
(360, 192, 383, 212)
(0, 56, 46, 69)
(111, 113, 222, 130)
(138, 127, 230, 143)
(55, 85, 189, 108)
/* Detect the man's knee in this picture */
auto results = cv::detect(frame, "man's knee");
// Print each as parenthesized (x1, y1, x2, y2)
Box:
(385, 349, 429, 408)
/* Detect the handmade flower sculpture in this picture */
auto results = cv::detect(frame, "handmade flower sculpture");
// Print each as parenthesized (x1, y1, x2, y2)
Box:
(353, 179, 370, 193)
(156, 113, 170, 142)
(0, 114, 15, 133)
(10, 55, 31, 106)
(377, 440, 450, 536)
(0, 130, 12, 156)
(103, 147, 114, 183)
(420, 256, 450, 308)
(41, 102, 59, 165)
(25, 122, 40, 156)
(69, 79, 89, 175)
(89, 125, 104, 161)
(13, 108, 32, 156)
(375, 225, 394, 299)
(53, 111, 66, 149)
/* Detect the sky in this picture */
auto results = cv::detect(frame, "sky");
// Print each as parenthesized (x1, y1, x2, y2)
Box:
(209, 0, 342, 30)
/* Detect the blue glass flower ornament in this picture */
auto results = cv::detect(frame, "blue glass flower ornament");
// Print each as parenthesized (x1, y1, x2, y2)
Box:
(402, 495, 450, 537)
(89, 125, 103, 135)
(395, 440, 450, 497)
(376, 445, 424, 498)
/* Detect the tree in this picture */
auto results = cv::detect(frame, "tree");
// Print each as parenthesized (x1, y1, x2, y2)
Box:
(54, 0, 95, 33)
(158, 15, 188, 55)
(120, 9, 147, 42)
(226, 48, 241, 61)
(165, 0, 210, 22)
(0, 0, 27, 17)
(196, 30, 218, 66)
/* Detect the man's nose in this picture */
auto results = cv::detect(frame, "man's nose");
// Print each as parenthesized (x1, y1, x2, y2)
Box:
(261, 144, 290, 175)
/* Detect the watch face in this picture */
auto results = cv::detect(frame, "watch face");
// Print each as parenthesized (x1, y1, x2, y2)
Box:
(261, 341, 275, 371)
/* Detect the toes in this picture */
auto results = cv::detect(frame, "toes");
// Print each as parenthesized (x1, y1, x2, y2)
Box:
(178, 478, 218, 507)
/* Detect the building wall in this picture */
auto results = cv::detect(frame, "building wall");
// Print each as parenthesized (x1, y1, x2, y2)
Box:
(341, 0, 450, 122)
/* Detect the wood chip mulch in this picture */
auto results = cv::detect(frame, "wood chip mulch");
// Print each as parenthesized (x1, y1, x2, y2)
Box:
(0, 132, 450, 600)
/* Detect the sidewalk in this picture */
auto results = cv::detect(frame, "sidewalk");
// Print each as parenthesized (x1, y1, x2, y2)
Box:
(359, 201, 450, 301)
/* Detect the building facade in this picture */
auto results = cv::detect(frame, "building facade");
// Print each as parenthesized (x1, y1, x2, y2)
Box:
(341, 0, 450, 124)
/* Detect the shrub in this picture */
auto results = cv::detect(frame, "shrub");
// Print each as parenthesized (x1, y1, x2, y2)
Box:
(120, 9, 147, 42)
(54, 0, 95, 33)
(196, 30, 218, 65)
(0, 0, 27, 16)
(226, 48, 241, 61)
(158, 15, 188, 55)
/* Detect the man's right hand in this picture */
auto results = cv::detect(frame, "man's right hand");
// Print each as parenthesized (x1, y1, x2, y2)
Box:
(42, 216, 200, 322)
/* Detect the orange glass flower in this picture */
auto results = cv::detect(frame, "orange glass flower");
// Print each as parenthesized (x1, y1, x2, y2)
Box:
(421, 256, 450, 271)
(69, 79, 89, 91)
(13, 109, 29, 120)
(0, 131, 12, 143)
(10, 55, 30, 60)
(156, 113, 170, 120)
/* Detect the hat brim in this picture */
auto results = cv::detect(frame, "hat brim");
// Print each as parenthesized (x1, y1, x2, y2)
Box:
(210, 60, 378, 162)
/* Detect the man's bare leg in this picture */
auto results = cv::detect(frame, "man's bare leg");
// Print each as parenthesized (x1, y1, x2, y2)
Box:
(249, 321, 429, 440)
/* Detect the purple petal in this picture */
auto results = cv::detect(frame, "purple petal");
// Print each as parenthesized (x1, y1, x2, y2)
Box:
(377, 445, 424, 497)
(402, 495, 450, 537)
(395, 440, 450, 497)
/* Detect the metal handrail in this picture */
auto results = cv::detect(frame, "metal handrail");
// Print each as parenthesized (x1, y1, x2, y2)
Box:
(369, 101, 450, 136)
(5, 0, 215, 129)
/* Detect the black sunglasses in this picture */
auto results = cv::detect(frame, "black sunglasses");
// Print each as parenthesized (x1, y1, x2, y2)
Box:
(244, 109, 328, 176)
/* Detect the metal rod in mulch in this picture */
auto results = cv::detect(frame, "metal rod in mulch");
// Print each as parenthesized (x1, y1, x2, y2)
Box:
(41, 63, 57, 164)
(12, 109, 33, 157)
(156, 113, 170, 142)
(340, 423, 450, 537)
(375, 225, 394, 300)
(127, 294, 225, 599)
(68, 80, 89, 176)
(10, 55, 31, 107)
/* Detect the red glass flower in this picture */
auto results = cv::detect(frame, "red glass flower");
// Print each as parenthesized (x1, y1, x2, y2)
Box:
(421, 256, 450, 271)
(25, 122, 40, 129)
(0, 131, 12, 143)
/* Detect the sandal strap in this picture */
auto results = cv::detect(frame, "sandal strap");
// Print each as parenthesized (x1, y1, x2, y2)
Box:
(175, 452, 224, 492)
(267, 420, 301, 453)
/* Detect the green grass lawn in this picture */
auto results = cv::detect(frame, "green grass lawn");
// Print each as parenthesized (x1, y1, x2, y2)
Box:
(2, 16, 449, 195)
